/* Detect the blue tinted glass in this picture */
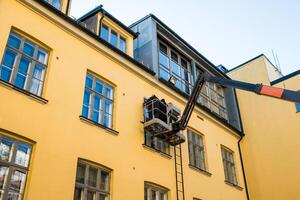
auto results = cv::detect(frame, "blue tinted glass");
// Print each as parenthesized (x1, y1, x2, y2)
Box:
(95, 80, 103, 93)
(52, 0, 61, 9)
(105, 86, 113, 99)
(85, 75, 93, 88)
(159, 53, 169, 68)
(103, 114, 111, 128)
(18, 58, 30, 75)
(82, 106, 89, 118)
(15, 75, 26, 88)
(93, 111, 99, 123)
(0, 67, 12, 82)
(100, 26, 109, 41)
(23, 42, 34, 56)
(110, 31, 117, 47)
(3, 50, 16, 68)
(32, 64, 44, 80)
(104, 100, 112, 114)
(119, 37, 126, 52)
(159, 67, 170, 81)
(171, 61, 180, 77)
(8, 35, 21, 49)
(94, 95, 101, 110)
(83, 90, 90, 105)
(296, 103, 300, 112)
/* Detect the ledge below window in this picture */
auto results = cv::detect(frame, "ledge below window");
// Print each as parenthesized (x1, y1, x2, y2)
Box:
(0, 80, 48, 104)
(142, 144, 172, 159)
(79, 115, 119, 135)
(224, 180, 243, 190)
(189, 164, 212, 177)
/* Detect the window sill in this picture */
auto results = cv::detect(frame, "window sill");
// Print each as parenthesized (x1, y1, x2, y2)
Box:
(142, 144, 172, 159)
(0, 79, 48, 104)
(189, 164, 212, 177)
(79, 115, 119, 135)
(224, 180, 243, 190)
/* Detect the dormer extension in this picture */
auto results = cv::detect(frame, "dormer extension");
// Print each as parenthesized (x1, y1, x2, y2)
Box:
(77, 6, 137, 57)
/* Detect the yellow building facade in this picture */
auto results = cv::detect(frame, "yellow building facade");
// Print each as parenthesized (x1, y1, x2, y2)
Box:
(228, 55, 300, 200)
(4, 1, 293, 200)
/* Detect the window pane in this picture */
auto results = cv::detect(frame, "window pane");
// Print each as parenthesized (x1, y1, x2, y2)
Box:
(15, 144, 31, 167)
(37, 50, 48, 64)
(0, 138, 13, 162)
(100, 25, 109, 41)
(171, 61, 180, 77)
(76, 163, 86, 184)
(95, 80, 103, 94)
(105, 86, 113, 99)
(159, 43, 167, 55)
(52, 0, 61, 9)
(8, 34, 21, 49)
(88, 167, 97, 187)
(103, 114, 112, 128)
(110, 31, 118, 47)
(119, 37, 126, 52)
(1, 50, 17, 82)
(87, 190, 96, 200)
(0, 166, 9, 190)
(94, 95, 101, 110)
(15, 57, 30, 89)
(9, 170, 26, 194)
(99, 194, 108, 200)
(159, 67, 169, 81)
(159, 53, 169, 69)
(296, 103, 300, 112)
(23, 42, 34, 57)
(104, 100, 112, 115)
(74, 187, 82, 200)
(29, 64, 45, 96)
(85, 75, 93, 88)
(6, 191, 21, 200)
(100, 171, 109, 191)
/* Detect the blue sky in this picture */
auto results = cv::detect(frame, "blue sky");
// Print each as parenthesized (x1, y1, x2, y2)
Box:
(71, 0, 300, 75)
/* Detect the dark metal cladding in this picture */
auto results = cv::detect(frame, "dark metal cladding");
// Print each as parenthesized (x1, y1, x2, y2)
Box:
(281, 90, 300, 103)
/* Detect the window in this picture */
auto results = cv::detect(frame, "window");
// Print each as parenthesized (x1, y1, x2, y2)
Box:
(144, 131, 170, 155)
(100, 24, 127, 53)
(0, 134, 32, 200)
(188, 130, 206, 171)
(221, 146, 238, 185)
(82, 73, 114, 128)
(74, 160, 110, 200)
(158, 42, 192, 95)
(194, 67, 227, 120)
(43, 0, 61, 10)
(0, 32, 48, 96)
(144, 183, 168, 200)
(296, 103, 300, 112)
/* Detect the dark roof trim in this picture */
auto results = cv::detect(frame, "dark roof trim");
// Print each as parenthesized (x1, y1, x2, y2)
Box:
(227, 54, 265, 73)
(77, 6, 138, 38)
(35, 0, 155, 76)
(270, 69, 300, 85)
(129, 14, 231, 79)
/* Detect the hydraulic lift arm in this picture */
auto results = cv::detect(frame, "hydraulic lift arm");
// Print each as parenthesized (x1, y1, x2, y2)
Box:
(172, 72, 300, 133)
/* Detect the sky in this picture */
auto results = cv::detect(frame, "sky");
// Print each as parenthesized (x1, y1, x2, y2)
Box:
(71, 0, 300, 75)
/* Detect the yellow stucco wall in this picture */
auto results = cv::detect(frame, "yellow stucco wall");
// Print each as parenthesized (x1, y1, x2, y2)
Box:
(228, 55, 300, 200)
(0, 1, 246, 199)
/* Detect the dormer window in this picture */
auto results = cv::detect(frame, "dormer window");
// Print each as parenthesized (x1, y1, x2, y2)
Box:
(100, 24, 127, 53)
(43, 0, 61, 10)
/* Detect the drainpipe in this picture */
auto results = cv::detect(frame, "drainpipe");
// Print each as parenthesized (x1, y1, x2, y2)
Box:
(238, 135, 250, 200)
(98, 5, 105, 37)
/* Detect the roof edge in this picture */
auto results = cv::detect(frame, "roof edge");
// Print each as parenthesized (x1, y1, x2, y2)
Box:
(77, 6, 138, 38)
(270, 69, 300, 85)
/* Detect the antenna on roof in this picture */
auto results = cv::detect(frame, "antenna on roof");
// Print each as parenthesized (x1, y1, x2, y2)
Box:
(271, 50, 283, 76)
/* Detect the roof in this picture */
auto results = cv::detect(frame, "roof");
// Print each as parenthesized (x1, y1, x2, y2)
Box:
(270, 69, 300, 85)
(77, 6, 138, 38)
(129, 14, 231, 79)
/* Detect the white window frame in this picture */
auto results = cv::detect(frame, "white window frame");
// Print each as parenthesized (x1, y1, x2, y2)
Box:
(100, 24, 127, 53)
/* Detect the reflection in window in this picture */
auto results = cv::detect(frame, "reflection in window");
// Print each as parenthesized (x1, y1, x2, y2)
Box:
(0, 135, 32, 200)
(82, 73, 114, 128)
(74, 160, 110, 200)
(0, 32, 48, 96)
(100, 24, 127, 53)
